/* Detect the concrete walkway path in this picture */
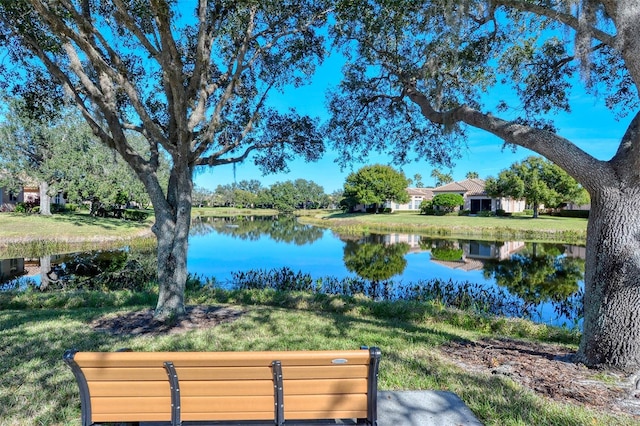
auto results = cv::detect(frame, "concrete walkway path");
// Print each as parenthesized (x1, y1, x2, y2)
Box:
(377, 390, 483, 425)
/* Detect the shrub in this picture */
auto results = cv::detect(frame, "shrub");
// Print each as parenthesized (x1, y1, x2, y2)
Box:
(14, 202, 27, 213)
(523, 209, 534, 216)
(419, 199, 433, 215)
(432, 193, 464, 213)
(431, 247, 464, 261)
(478, 210, 494, 217)
(495, 209, 506, 216)
(458, 209, 471, 216)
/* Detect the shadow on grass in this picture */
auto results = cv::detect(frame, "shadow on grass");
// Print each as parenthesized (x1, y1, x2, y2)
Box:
(0, 289, 626, 426)
(50, 211, 151, 231)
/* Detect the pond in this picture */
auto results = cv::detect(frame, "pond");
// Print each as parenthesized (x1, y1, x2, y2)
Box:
(1, 215, 584, 327)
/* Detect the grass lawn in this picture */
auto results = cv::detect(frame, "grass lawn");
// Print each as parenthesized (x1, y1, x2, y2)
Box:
(0, 211, 153, 241)
(300, 211, 588, 243)
(0, 288, 634, 426)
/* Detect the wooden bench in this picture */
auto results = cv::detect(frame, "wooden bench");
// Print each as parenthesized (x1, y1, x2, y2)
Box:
(63, 347, 381, 426)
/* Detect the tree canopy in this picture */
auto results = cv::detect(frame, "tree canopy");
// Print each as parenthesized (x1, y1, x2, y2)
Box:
(485, 156, 585, 217)
(328, 0, 640, 371)
(342, 164, 410, 212)
(431, 193, 464, 213)
(0, 0, 330, 318)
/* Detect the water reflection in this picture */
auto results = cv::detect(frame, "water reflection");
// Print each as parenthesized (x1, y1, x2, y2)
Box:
(192, 214, 324, 245)
(1, 217, 586, 326)
(343, 237, 410, 281)
(483, 243, 584, 304)
(0, 250, 155, 291)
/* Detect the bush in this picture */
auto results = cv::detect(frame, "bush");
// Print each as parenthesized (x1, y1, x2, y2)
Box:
(419, 199, 433, 215)
(478, 210, 494, 217)
(14, 202, 27, 213)
(495, 209, 506, 216)
(523, 209, 534, 216)
(458, 209, 471, 216)
(432, 193, 464, 213)
(431, 247, 464, 261)
(51, 203, 65, 213)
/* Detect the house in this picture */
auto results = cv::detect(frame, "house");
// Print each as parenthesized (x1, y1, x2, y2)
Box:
(349, 178, 526, 214)
(386, 187, 434, 212)
(0, 180, 67, 212)
(0, 186, 22, 211)
(431, 178, 526, 214)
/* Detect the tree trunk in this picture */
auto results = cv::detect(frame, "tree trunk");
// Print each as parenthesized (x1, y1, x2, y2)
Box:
(39, 181, 51, 216)
(39, 255, 52, 291)
(150, 166, 193, 320)
(577, 186, 640, 372)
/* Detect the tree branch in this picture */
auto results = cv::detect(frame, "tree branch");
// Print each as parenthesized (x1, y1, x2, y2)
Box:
(494, 0, 616, 47)
(404, 82, 612, 192)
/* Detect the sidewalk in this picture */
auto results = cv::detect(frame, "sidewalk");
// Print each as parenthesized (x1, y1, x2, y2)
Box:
(377, 390, 483, 425)
(141, 390, 483, 426)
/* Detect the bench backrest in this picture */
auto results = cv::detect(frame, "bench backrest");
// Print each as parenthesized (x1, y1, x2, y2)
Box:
(64, 347, 381, 426)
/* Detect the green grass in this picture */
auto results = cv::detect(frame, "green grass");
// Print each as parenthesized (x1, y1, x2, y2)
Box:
(0, 211, 154, 239)
(0, 288, 633, 426)
(0, 211, 154, 256)
(299, 211, 588, 244)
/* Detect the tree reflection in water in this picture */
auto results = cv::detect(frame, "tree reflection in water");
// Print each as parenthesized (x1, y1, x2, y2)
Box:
(191, 214, 324, 245)
(483, 242, 584, 322)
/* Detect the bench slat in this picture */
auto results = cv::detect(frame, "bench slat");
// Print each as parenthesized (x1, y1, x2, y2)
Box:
(280, 410, 368, 420)
(91, 396, 170, 415)
(82, 367, 168, 381)
(182, 411, 279, 421)
(180, 380, 275, 396)
(92, 412, 171, 422)
(88, 381, 171, 397)
(284, 394, 368, 412)
(167, 364, 368, 381)
(73, 350, 371, 367)
(284, 378, 368, 394)
(181, 395, 275, 412)
(282, 365, 369, 379)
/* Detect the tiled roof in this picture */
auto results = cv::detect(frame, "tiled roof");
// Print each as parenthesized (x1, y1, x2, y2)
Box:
(407, 187, 434, 198)
(433, 178, 486, 196)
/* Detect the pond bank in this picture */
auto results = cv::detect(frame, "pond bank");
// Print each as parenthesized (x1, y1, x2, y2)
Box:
(297, 211, 588, 244)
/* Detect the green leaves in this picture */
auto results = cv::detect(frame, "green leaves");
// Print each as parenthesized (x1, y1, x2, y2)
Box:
(485, 156, 585, 217)
(343, 164, 409, 211)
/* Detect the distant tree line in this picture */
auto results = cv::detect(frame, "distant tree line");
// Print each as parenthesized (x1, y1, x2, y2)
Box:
(193, 179, 343, 213)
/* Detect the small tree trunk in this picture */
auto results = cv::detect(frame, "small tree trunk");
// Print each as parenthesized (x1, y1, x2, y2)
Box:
(39, 255, 52, 291)
(39, 181, 51, 215)
(577, 187, 640, 372)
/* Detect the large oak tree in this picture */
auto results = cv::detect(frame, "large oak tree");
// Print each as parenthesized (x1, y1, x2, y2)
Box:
(329, 1, 640, 371)
(0, 0, 328, 318)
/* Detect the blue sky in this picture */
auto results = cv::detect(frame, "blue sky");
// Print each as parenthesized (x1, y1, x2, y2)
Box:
(194, 51, 630, 194)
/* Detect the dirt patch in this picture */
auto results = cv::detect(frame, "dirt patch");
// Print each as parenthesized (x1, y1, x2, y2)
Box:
(440, 338, 640, 418)
(91, 305, 244, 336)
